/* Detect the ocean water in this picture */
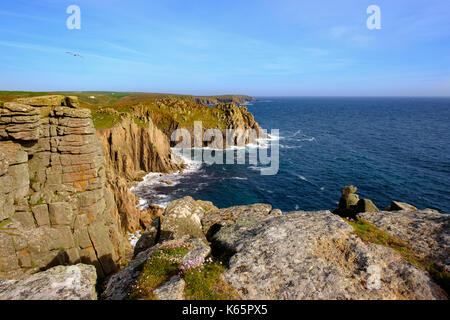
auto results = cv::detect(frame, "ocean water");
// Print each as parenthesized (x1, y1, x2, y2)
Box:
(133, 97, 450, 213)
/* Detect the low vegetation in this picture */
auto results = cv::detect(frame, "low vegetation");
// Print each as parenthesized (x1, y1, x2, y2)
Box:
(182, 259, 240, 300)
(128, 241, 191, 300)
(346, 217, 450, 294)
(128, 241, 239, 300)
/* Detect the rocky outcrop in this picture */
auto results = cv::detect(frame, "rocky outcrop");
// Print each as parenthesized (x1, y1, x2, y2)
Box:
(333, 186, 379, 217)
(0, 96, 125, 279)
(0, 264, 97, 300)
(102, 197, 448, 300)
(358, 210, 450, 273)
(201, 203, 279, 239)
(101, 237, 210, 300)
(153, 275, 185, 300)
(384, 201, 418, 212)
(210, 209, 446, 300)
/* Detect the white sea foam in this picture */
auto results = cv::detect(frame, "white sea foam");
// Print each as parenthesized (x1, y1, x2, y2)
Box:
(127, 230, 142, 247)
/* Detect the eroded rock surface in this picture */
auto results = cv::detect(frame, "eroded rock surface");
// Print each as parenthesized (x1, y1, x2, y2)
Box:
(101, 238, 209, 300)
(359, 210, 450, 272)
(0, 264, 97, 300)
(0, 96, 125, 278)
(210, 209, 446, 300)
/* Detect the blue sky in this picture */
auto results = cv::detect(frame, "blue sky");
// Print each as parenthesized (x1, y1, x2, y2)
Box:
(0, 0, 449, 96)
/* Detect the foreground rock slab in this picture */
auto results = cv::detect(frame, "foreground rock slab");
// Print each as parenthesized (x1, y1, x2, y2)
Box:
(211, 210, 447, 300)
(0, 264, 97, 300)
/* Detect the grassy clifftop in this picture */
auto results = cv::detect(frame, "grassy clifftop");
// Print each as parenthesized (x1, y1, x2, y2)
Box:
(0, 91, 255, 106)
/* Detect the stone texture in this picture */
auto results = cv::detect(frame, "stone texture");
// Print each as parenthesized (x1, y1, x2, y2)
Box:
(102, 238, 207, 300)
(210, 209, 447, 300)
(96, 117, 183, 234)
(153, 275, 185, 300)
(333, 186, 379, 217)
(160, 196, 207, 242)
(384, 201, 418, 212)
(359, 210, 450, 272)
(0, 96, 126, 278)
(0, 264, 97, 300)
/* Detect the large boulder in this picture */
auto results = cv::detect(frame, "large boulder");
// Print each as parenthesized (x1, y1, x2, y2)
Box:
(133, 217, 160, 257)
(210, 209, 447, 300)
(0, 264, 97, 300)
(153, 275, 185, 300)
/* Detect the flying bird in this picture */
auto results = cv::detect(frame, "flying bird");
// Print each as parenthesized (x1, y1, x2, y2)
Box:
(66, 51, 83, 58)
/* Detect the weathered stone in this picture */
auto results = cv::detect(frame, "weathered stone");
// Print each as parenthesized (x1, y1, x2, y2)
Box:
(88, 223, 118, 275)
(0, 264, 97, 300)
(31, 204, 50, 227)
(1, 102, 39, 115)
(160, 196, 206, 242)
(0, 232, 19, 272)
(102, 238, 206, 300)
(181, 238, 211, 264)
(358, 210, 450, 272)
(74, 227, 92, 249)
(7, 163, 29, 200)
(212, 209, 447, 300)
(385, 201, 418, 212)
(134, 217, 160, 258)
(201, 203, 273, 239)
(11, 211, 36, 228)
(154, 276, 185, 300)
(15, 95, 67, 107)
(269, 209, 283, 216)
(333, 186, 378, 217)
(355, 199, 379, 213)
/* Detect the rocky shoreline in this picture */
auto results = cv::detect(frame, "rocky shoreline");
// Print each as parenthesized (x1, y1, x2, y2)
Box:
(0, 95, 448, 300)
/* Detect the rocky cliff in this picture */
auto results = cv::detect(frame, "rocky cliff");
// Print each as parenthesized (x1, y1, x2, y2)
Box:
(95, 117, 184, 233)
(0, 94, 267, 282)
(0, 96, 125, 278)
(102, 196, 449, 300)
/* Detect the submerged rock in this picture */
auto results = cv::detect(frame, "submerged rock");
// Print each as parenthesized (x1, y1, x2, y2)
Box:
(0, 264, 97, 300)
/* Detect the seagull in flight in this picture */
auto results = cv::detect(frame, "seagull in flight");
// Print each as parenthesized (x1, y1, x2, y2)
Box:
(66, 51, 83, 58)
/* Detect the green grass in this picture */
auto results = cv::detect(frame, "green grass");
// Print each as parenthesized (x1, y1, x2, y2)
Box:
(92, 112, 122, 130)
(346, 217, 450, 295)
(128, 245, 190, 300)
(183, 261, 239, 300)
(0, 218, 12, 229)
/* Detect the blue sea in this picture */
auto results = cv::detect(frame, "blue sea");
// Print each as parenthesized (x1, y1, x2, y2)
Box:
(133, 97, 450, 214)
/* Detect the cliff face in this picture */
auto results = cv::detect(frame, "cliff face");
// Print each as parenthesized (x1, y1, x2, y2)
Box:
(0, 96, 125, 278)
(0, 94, 266, 281)
(95, 117, 183, 233)
(122, 99, 267, 148)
